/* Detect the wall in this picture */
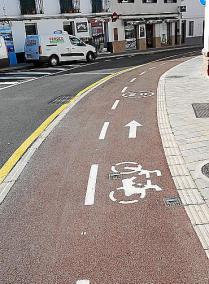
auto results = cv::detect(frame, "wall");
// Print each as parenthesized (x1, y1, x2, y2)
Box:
(0, 0, 20, 16)
(43, 0, 60, 15)
(80, 0, 91, 14)
(181, 0, 204, 39)
(110, 0, 179, 16)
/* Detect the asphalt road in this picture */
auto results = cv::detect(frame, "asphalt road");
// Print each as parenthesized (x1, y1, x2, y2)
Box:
(0, 46, 201, 168)
(1, 48, 209, 283)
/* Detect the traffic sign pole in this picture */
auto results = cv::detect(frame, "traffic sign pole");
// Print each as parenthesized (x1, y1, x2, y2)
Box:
(203, 0, 209, 75)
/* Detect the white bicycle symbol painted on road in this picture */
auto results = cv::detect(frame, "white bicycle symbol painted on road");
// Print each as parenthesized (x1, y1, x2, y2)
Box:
(109, 162, 163, 204)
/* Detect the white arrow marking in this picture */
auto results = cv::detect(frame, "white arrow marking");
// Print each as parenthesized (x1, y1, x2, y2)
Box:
(125, 120, 143, 139)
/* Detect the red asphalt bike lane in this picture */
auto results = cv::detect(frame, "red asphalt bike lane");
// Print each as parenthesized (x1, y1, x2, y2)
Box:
(1, 55, 209, 284)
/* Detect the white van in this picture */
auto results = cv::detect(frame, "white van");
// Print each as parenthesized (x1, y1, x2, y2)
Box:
(0, 36, 9, 68)
(25, 32, 97, 66)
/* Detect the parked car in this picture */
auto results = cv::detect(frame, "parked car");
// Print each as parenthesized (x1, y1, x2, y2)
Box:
(0, 36, 9, 68)
(24, 32, 97, 66)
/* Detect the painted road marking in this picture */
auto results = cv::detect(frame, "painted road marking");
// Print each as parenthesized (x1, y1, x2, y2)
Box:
(139, 71, 146, 76)
(122, 86, 128, 93)
(109, 162, 162, 204)
(0, 76, 36, 80)
(76, 280, 90, 284)
(130, 78, 136, 83)
(149, 66, 156, 70)
(125, 120, 142, 138)
(99, 122, 110, 140)
(0, 82, 19, 85)
(111, 100, 120, 110)
(85, 165, 98, 206)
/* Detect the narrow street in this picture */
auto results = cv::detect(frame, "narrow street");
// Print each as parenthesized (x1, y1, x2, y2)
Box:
(1, 49, 209, 283)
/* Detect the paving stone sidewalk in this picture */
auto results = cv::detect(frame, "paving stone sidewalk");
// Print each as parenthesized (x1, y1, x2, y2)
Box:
(163, 56, 209, 202)
(158, 55, 209, 258)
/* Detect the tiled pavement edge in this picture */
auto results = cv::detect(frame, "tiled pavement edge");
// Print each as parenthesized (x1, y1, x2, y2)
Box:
(157, 55, 209, 259)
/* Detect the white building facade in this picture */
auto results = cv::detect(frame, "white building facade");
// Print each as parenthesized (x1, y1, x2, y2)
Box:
(0, 0, 205, 63)
(180, 0, 205, 45)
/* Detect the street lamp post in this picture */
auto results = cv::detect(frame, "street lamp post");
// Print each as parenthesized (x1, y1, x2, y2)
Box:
(203, 0, 209, 75)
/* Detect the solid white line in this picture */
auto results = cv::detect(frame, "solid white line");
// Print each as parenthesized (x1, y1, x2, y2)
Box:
(139, 71, 146, 76)
(76, 281, 90, 284)
(99, 122, 109, 140)
(130, 78, 136, 83)
(5, 72, 51, 75)
(0, 76, 36, 80)
(122, 86, 128, 93)
(111, 100, 120, 110)
(0, 82, 18, 85)
(85, 165, 98, 206)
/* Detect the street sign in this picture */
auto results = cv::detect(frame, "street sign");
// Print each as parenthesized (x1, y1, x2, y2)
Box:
(200, 0, 206, 6)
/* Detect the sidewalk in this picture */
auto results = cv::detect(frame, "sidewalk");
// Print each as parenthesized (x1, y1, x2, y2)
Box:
(158, 55, 209, 256)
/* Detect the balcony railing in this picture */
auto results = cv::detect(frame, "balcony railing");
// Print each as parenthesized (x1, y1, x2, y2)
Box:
(92, 0, 103, 13)
(59, 0, 80, 13)
(19, 0, 44, 15)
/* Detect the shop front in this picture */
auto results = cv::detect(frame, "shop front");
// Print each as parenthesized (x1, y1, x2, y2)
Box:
(89, 18, 110, 52)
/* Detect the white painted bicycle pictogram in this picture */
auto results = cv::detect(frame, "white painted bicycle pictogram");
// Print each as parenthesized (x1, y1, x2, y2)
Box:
(109, 162, 163, 204)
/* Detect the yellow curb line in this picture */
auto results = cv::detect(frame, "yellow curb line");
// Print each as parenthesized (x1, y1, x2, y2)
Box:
(0, 73, 119, 184)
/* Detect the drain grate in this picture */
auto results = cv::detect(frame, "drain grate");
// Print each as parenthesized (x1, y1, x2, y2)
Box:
(49, 94, 74, 105)
(192, 103, 209, 118)
(167, 75, 185, 79)
(108, 172, 122, 180)
(201, 163, 209, 178)
(164, 197, 182, 207)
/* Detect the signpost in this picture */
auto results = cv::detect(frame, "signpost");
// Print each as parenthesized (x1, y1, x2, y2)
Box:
(202, 0, 209, 75)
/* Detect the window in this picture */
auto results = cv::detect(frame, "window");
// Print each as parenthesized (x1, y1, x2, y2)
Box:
(118, 0, 134, 3)
(63, 22, 75, 35)
(69, 37, 85, 46)
(92, 0, 103, 13)
(189, 21, 194, 36)
(20, 0, 36, 14)
(114, 28, 118, 41)
(142, 0, 157, 3)
(25, 23, 37, 35)
(164, 0, 177, 3)
(59, 0, 73, 13)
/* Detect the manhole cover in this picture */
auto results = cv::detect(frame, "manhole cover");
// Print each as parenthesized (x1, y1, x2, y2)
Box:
(49, 95, 74, 105)
(201, 163, 209, 178)
(122, 91, 155, 99)
(192, 103, 209, 118)
(164, 197, 182, 207)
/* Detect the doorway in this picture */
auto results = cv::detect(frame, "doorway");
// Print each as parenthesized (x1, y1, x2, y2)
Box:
(146, 24, 154, 48)
(181, 20, 186, 44)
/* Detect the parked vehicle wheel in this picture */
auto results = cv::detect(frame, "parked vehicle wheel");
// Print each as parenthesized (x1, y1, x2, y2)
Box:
(49, 55, 59, 66)
(86, 52, 96, 63)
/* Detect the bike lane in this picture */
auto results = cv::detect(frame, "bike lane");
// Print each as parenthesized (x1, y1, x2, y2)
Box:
(1, 56, 209, 284)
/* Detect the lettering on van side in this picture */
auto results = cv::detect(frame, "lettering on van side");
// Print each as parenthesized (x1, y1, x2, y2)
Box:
(49, 36, 64, 44)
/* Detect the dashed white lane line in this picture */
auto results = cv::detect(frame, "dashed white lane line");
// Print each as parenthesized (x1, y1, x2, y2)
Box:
(111, 100, 120, 110)
(122, 86, 128, 93)
(139, 71, 146, 76)
(76, 280, 90, 284)
(105, 59, 111, 62)
(85, 164, 99, 206)
(149, 66, 156, 70)
(130, 77, 136, 83)
(99, 122, 110, 140)
(161, 62, 166, 65)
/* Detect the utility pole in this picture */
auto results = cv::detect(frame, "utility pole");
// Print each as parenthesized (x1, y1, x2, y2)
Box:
(203, 0, 209, 75)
